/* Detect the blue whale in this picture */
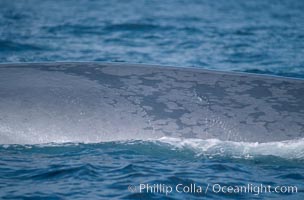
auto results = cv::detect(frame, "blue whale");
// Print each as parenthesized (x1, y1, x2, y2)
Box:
(0, 62, 303, 144)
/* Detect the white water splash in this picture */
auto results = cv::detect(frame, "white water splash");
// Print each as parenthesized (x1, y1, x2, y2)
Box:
(156, 137, 304, 160)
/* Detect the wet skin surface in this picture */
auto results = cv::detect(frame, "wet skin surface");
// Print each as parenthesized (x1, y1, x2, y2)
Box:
(0, 62, 303, 144)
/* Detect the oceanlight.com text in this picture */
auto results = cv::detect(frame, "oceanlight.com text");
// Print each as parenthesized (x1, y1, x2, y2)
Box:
(128, 183, 298, 196)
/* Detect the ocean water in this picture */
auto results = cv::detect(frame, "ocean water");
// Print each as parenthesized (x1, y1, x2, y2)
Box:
(1, 138, 304, 199)
(0, 0, 304, 77)
(0, 0, 304, 200)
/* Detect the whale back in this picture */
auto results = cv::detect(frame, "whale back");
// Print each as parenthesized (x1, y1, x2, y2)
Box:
(0, 62, 303, 144)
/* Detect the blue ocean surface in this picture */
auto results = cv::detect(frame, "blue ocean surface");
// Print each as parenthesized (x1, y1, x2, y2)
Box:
(0, 0, 304, 77)
(1, 139, 304, 199)
(0, 0, 304, 200)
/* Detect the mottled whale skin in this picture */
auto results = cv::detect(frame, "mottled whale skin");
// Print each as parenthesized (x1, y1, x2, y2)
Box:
(0, 62, 303, 144)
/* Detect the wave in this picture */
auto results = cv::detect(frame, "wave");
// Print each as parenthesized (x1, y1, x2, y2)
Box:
(1, 137, 304, 162)
(157, 137, 304, 160)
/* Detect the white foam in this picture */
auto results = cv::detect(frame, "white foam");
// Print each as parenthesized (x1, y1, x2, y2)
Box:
(156, 137, 304, 160)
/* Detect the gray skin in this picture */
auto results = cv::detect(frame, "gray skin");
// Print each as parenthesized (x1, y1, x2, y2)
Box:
(0, 62, 303, 144)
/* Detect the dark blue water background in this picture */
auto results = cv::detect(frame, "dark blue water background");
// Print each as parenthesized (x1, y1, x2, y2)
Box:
(0, 0, 304, 77)
(1, 140, 304, 199)
(0, 0, 304, 199)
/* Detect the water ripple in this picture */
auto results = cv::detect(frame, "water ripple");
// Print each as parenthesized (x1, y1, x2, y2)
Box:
(0, 0, 303, 78)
